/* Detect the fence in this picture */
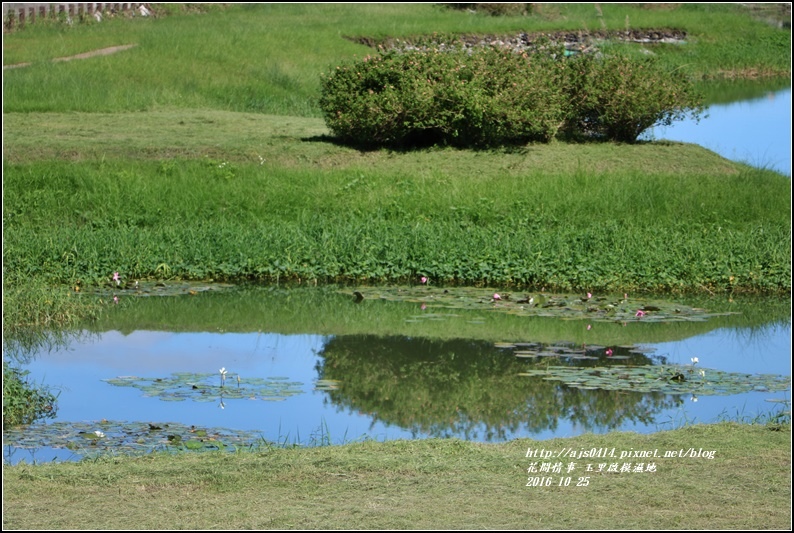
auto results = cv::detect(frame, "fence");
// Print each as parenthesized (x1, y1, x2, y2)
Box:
(3, 3, 148, 28)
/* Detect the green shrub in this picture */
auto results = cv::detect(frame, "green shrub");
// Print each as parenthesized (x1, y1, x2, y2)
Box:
(320, 45, 705, 147)
(319, 46, 568, 148)
(563, 52, 706, 142)
(3, 361, 58, 426)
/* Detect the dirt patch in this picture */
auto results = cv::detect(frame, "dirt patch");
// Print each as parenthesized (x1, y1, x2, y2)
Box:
(3, 43, 137, 69)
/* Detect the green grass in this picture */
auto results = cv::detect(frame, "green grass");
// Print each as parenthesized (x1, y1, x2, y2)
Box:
(2, 2, 791, 343)
(3, 128, 790, 295)
(2, 361, 59, 426)
(3, 422, 790, 529)
(1, 6, 791, 528)
(2, 4, 789, 114)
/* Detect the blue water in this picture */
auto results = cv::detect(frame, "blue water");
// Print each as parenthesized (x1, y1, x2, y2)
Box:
(642, 87, 792, 177)
(5, 316, 791, 465)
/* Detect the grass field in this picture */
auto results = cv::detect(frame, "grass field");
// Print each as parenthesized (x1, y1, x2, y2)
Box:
(3, 423, 790, 529)
(2, 4, 791, 529)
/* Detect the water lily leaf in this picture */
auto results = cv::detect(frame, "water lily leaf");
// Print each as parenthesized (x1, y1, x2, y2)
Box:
(3, 420, 264, 460)
(84, 281, 238, 299)
(347, 287, 738, 323)
(519, 364, 790, 396)
(103, 372, 304, 402)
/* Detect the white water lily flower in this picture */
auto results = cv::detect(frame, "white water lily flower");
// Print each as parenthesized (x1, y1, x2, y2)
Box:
(690, 395, 698, 402)
(94, 430, 105, 438)
(219, 367, 227, 376)
(699, 369, 706, 378)
(691, 357, 699, 365)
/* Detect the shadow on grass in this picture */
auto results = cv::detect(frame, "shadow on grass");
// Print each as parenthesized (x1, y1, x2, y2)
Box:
(300, 133, 534, 154)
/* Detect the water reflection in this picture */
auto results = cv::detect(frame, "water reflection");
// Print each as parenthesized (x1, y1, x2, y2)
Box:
(316, 335, 679, 440)
(4, 308, 789, 464)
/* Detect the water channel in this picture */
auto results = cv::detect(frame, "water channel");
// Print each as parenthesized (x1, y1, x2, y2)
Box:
(4, 81, 791, 465)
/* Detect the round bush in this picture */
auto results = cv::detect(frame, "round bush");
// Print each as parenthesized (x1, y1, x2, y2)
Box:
(562, 52, 705, 142)
(320, 45, 704, 147)
(319, 46, 569, 148)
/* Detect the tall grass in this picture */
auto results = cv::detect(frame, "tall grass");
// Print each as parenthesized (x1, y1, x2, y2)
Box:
(3, 156, 790, 294)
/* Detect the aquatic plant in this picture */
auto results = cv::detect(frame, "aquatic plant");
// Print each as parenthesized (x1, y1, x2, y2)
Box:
(344, 286, 738, 323)
(2, 361, 59, 426)
(102, 372, 304, 402)
(518, 364, 790, 396)
(2, 420, 263, 458)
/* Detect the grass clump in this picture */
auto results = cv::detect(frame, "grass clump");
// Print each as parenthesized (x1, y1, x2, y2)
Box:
(3, 361, 58, 426)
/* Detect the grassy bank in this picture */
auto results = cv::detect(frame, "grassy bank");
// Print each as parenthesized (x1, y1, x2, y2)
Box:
(3, 423, 790, 529)
(2, 3, 792, 346)
(4, 118, 790, 294)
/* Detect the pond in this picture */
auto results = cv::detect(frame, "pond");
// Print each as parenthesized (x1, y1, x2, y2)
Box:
(641, 79, 792, 177)
(4, 81, 792, 464)
(4, 285, 790, 464)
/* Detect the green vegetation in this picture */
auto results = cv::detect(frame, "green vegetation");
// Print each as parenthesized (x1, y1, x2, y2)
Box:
(562, 51, 705, 142)
(2, 4, 789, 114)
(320, 45, 569, 147)
(3, 361, 59, 426)
(1, 6, 790, 529)
(3, 145, 790, 303)
(3, 423, 790, 529)
(3, 6, 789, 348)
(320, 44, 704, 147)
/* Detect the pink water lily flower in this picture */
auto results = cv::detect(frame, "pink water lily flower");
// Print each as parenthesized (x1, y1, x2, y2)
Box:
(421, 276, 428, 284)
(587, 292, 592, 299)
(587, 324, 592, 331)
(635, 310, 646, 317)
(113, 272, 120, 286)
(493, 293, 501, 301)
(606, 348, 613, 357)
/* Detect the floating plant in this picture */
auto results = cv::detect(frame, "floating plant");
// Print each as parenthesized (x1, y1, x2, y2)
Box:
(85, 280, 238, 299)
(345, 286, 735, 323)
(518, 365, 791, 396)
(495, 341, 656, 363)
(3, 420, 264, 457)
(103, 372, 304, 402)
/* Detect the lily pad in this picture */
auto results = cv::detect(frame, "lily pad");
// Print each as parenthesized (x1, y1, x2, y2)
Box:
(103, 372, 304, 402)
(2, 420, 263, 457)
(84, 281, 238, 299)
(519, 364, 790, 396)
(344, 286, 737, 323)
